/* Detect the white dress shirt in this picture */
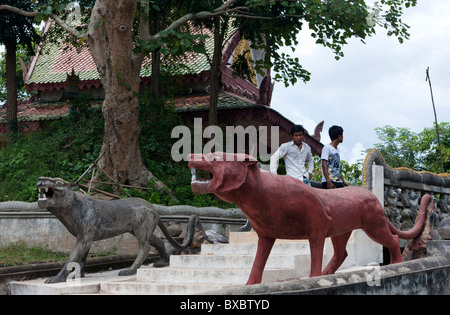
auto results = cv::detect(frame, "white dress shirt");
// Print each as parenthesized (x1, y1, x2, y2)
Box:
(270, 141, 314, 181)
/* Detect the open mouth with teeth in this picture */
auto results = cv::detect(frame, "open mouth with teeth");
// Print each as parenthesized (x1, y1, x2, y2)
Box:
(190, 168, 213, 185)
(189, 167, 215, 194)
(38, 187, 54, 201)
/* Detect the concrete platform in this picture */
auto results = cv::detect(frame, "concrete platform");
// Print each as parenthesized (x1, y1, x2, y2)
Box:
(9, 269, 135, 295)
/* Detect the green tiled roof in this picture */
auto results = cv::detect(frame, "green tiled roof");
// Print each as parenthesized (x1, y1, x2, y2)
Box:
(174, 93, 266, 113)
(28, 42, 101, 85)
(27, 24, 219, 86)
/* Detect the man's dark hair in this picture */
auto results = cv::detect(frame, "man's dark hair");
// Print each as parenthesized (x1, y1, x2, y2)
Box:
(290, 124, 305, 135)
(329, 125, 343, 141)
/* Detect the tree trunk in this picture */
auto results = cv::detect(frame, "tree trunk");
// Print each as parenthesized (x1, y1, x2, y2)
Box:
(5, 40, 18, 138)
(150, 14, 162, 99)
(86, 0, 151, 187)
(208, 17, 229, 127)
(151, 49, 161, 99)
(208, 18, 223, 127)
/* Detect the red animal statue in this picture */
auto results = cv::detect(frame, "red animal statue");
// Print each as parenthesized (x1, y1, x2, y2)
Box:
(188, 152, 429, 285)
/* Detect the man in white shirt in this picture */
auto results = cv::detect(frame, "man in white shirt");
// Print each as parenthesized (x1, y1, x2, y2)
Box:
(270, 125, 314, 186)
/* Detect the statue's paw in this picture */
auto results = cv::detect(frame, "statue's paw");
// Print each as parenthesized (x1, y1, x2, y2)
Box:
(153, 259, 169, 268)
(118, 268, 137, 276)
(45, 276, 66, 284)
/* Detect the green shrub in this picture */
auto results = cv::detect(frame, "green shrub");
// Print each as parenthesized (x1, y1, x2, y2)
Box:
(0, 98, 235, 209)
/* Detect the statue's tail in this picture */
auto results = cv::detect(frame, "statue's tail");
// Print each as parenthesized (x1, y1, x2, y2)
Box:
(388, 194, 431, 239)
(158, 214, 198, 251)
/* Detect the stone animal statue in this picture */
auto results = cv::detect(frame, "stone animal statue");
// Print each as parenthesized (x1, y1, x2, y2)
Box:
(37, 177, 197, 284)
(188, 152, 431, 285)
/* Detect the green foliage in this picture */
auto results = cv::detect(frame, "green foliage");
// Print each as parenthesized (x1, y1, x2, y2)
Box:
(373, 123, 450, 173)
(341, 160, 363, 186)
(0, 97, 235, 208)
(419, 122, 450, 173)
(374, 125, 421, 169)
(136, 27, 209, 57)
(0, 102, 104, 202)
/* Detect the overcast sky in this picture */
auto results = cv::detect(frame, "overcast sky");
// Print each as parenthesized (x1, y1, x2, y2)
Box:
(271, 0, 450, 164)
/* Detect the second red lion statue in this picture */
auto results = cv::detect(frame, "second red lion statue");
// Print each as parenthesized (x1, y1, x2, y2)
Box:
(188, 152, 430, 285)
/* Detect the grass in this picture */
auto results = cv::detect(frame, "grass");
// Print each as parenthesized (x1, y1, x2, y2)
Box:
(0, 241, 69, 267)
(0, 241, 120, 268)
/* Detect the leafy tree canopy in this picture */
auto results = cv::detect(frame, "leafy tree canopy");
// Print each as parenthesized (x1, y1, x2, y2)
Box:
(8, 0, 417, 88)
(374, 123, 450, 174)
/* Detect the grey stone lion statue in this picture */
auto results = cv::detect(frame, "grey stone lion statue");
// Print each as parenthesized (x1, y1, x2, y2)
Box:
(37, 177, 197, 284)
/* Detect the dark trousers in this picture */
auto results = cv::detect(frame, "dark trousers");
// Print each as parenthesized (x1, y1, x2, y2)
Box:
(321, 181, 345, 189)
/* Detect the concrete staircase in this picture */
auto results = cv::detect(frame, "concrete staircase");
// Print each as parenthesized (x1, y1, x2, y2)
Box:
(9, 231, 383, 295)
(101, 232, 314, 295)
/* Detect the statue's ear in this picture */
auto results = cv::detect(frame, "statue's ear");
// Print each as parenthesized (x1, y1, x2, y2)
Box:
(243, 155, 258, 166)
(55, 178, 78, 191)
(244, 159, 258, 167)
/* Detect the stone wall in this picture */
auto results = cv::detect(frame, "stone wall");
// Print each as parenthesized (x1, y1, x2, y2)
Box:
(364, 149, 450, 241)
(0, 211, 246, 255)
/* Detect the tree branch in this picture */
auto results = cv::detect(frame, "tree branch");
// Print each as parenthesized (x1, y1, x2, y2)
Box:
(133, 0, 150, 66)
(0, 4, 36, 17)
(0, 4, 85, 39)
(148, 0, 243, 42)
(224, 12, 307, 20)
(50, 13, 86, 38)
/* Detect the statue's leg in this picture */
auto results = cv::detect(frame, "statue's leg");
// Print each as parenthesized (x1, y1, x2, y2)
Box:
(364, 225, 402, 264)
(387, 235, 402, 264)
(80, 249, 90, 278)
(322, 231, 351, 275)
(119, 240, 151, 276)
(149, 234, 170, 268)
(246, 236, 275, 285)
(309, 236, 326, 277)
(45, 237, 92, 284)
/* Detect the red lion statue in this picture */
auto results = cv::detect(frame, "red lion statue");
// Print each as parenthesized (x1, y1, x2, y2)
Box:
(188, 152, 430, 285)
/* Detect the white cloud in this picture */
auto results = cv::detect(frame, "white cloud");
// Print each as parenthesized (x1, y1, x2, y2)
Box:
(349, 142, 366, 165)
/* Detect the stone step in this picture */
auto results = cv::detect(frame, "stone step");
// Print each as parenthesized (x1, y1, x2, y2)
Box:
(100, 280, 232, 295)
(200, 242, 311, 256)
(9, 269, 135, 295)
(229, 231, 308, 244)
(136, 266, 301, 285)
(170, 253, 312, 270)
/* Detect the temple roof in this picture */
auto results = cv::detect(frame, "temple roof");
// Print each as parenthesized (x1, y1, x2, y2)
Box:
(0, 93, 266, 124)
(24, 24, 215, 92)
